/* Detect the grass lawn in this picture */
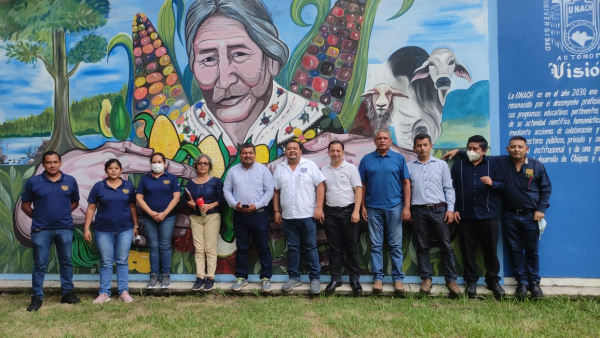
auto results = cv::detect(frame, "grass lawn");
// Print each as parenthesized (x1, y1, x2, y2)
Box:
(1, 292, 598, 337)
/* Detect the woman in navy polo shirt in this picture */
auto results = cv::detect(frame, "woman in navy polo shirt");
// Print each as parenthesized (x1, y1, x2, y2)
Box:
(185, 154, 224, 291)
(84, 159, 138, 303)
(136, 152, 181, 289)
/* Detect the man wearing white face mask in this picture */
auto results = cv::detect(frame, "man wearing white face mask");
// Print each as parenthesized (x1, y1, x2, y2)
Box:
(450, 135, 505, 299)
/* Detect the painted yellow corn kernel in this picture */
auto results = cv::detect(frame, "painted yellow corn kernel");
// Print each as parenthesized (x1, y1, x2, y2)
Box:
(148, 115, 180, 159)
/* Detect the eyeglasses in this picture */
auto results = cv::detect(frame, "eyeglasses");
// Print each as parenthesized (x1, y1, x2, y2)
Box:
(197, 162, 210, 166)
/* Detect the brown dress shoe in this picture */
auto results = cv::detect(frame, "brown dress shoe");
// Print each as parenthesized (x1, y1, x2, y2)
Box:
(372, 280, 383, 293)
(393, 281, 405, 293)
(420, 278, 432, 294)
(446, 281, 461, 297)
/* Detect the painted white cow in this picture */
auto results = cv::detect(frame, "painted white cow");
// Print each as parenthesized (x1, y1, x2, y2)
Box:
(366, 47, 471, 149)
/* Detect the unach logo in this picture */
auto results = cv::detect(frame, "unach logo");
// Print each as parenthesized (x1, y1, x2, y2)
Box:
(560, 0, 599, 54)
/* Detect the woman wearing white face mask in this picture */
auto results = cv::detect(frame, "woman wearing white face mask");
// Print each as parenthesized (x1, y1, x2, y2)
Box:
(136, 153, 181, 289)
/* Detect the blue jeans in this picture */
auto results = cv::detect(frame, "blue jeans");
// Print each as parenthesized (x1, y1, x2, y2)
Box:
(234, 211, 272, 279)
(95, 229, 134, 296)
(144, 215, 176, 275)
(31, 228, 74, 299)
(282, 217, 320, 280)
(368, 205, 404, 282)
(503, 211, 540, 284)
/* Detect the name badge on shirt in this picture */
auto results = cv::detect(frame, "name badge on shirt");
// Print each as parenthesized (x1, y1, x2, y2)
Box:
(525, 168, 534, 178)
(300, 168, 307, 173)
(163, 180, 170, 185)
(61, 185, 69, 191)
(123, 189, 130, 194)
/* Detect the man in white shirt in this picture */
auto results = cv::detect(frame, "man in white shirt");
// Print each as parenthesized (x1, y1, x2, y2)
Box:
(273, 140, 325, 294)
(321, 140, 363, 295)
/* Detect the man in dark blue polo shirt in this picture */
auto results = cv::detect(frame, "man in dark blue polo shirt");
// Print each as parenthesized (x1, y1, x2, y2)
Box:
(498, 136, 551, 298)
(21, 151, 81, 311)
(445, 135, 552, 298)
(359, 128, 411, 294)
(450, 135, 505, 299)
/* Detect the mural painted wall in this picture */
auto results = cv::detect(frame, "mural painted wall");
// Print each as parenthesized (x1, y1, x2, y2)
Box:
(498, 0, 600, 278)
(0, 0, 490, 280)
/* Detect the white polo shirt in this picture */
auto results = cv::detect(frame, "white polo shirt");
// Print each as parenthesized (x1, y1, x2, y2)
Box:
(321, 160, 362, 207)
(274, 157, 326, 219)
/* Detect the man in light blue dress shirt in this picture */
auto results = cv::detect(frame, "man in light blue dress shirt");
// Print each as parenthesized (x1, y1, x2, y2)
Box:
(407, 134, 461, 297)
(224, 143, 275, 293)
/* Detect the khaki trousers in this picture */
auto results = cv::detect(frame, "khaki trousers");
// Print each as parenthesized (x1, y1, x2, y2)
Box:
(189, 213, 220, 278)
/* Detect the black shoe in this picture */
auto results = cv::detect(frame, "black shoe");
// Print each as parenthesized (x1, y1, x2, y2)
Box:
(487, 282, 506, 298)
(325, 281, 342, 295)
(466, 283, 477, 299)
(60, 291, 81, 304)
(350, 280, 363, 296)
(204, 278, 215, 291)
(515, 283, 528, 298)
(192, 277, 205, 291)
(529, 282, 544, 298)
(27, 297, 43, 312)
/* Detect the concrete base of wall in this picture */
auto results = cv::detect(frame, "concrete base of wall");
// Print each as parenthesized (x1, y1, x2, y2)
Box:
(2, 279, 599, 297)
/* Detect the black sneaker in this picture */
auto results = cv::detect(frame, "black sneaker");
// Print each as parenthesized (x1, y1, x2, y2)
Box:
(466, 283, 477, 299)
(60, 291, 81, 304)
(487, 282, 506, 299)
(515, 283, 528, 298)
(27, 297, 43, 312)
(192, 278, 205, 291)
(529, 282, 544, 299)
(146, 273, 159, 289)
(204, 278, 215, 291)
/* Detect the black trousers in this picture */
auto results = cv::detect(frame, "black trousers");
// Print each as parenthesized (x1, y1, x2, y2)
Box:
(411, 207, 457, 282)
(458, 218, 500, 285)
(323, 204, 360, 282)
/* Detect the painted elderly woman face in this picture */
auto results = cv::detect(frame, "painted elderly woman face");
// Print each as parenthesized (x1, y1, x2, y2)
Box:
(193, 15, 277, 123)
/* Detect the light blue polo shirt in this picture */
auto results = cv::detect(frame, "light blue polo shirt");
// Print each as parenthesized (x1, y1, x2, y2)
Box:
(21, 171, 80, 230)
(358, 150, 410, 209)
(88, 179, 136, 232)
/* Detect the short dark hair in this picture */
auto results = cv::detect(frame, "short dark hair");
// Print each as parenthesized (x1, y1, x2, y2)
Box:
(240, 143, 256, 152)
(328, 140, 344, 150)
(413, 133, 432, 146)
(285, 139, 302, 149)
(42, 150, 61, 162)
(467, 135, 488, 151)
(150, 152, 166, 163)
(104, 159, 122, 171)
(509, 135, 527, 144)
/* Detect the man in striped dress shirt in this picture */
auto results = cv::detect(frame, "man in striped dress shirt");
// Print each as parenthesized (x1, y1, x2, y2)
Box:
(407, 134, 460, 297)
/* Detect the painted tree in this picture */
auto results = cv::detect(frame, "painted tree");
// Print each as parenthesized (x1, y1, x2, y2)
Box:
(0, 0, 110, 154)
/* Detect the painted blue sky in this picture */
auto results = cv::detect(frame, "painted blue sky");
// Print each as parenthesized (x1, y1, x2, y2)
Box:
(0, 0, 487, 124)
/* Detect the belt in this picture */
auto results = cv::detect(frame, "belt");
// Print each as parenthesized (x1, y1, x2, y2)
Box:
(325, 203, 355, 211)
(235, 208, 265, 216)
(412, 202, 447, 210)
(505, 208, 535, 215)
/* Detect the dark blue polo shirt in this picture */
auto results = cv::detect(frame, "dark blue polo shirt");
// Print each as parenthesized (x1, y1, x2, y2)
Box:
(136, 171, 180, 216)
(21, 171, 80, 230)
(358, 150, 410, 209)
(457, 151, 551, 213)
(185, 177, 224, 216)
(451, 156, 504, 220)
(88, 179, 136, 232)
(495, 155, 552, 213)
